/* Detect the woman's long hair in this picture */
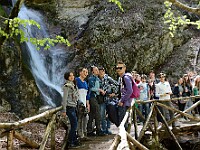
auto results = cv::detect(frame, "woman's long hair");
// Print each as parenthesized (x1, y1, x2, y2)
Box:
(182, 74, 192, 87)
(64, 71, 76, 87)
(195, 77, 200, 89)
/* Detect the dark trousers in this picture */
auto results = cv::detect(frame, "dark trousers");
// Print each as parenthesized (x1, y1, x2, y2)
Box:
(87, 97, 101, 133)
(118, 106, 129, 130)
(178, 101, 186, 111)
(66, 107, 78, 144)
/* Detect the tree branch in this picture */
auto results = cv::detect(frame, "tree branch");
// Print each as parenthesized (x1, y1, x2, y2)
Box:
(167, 0, 200, 16)
(0, 0, 25, 49)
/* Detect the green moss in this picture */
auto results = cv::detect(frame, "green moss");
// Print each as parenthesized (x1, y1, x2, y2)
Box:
(22, 63, 35, 80)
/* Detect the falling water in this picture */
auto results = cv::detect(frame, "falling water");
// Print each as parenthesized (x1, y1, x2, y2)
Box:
(16, 4, 68, 106)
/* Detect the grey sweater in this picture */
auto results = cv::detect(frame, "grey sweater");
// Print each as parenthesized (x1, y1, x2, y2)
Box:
(62, 81, 79, 112)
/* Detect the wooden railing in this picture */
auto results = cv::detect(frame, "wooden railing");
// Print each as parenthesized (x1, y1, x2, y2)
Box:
(109, 95, 200, 150)
(0, 106, 63, 150)
(1, 95, 200, 150)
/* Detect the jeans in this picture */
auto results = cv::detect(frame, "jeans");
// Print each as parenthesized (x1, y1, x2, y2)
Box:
(66, 107, 78, 144)
(100, 103, 107, 132)
(159, 101, 175, 127)
(185, 98, 193, 114)
(143, 103, 150, 119)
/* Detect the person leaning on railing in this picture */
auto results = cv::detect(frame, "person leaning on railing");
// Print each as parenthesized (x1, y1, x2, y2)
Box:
(155, 73, 176, 128)
(193, 75, 200, 116)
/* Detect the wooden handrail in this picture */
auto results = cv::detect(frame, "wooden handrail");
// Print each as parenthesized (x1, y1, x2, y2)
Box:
(109, 94, 200, 150)
(0, 106, 62, 129)
(136, 95, 200, 104)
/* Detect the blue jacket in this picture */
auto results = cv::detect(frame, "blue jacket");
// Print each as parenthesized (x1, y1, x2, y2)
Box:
(88, 74, 101, 98)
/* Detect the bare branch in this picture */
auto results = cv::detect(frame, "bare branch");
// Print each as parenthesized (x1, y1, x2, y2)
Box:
(167, 0, 200, 16)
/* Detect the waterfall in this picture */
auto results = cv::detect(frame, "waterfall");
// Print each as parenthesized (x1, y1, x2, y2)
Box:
(17, 5, 68, 106)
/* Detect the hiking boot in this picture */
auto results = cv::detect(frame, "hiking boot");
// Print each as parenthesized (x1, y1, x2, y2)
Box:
(68, 143, 84, 149)
(87, 132, 96, 136)
(105, 130, 112, 135)
(96, 131, 106, 136)
(80, 136, 91, 141)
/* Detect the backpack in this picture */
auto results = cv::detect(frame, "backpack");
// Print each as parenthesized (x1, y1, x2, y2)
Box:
(122, 73, 140, 98)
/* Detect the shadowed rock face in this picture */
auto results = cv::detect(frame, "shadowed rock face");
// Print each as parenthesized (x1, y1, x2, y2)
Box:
(24, 0, 200, 78)
(0, 0, 12, 6)
(52, 0, 198, 78)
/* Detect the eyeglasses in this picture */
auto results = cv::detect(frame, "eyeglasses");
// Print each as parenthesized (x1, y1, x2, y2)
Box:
(116, 67, 123, 70)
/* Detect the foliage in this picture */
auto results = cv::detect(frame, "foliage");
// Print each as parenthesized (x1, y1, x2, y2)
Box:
(108, 0, 124, 12)
(0, 17, 71, 50)
(164, 1, 200, 37)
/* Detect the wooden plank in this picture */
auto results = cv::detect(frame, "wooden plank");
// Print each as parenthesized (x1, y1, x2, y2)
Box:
(153, 106, 160, 148)
(156, 102, 200, 122)
(14, 131, 39, 148)
(127, 132, 149, 150)
(138, 104, 154, 141)
(108, 135, 121, 150)
(136, 95, 200, 104)
(0, 106, 62, 129)
(39, 114, 56, 150)
(155, 106, 182, 150)
(51, 116, 56, 150)
(7, 130, 14, 150)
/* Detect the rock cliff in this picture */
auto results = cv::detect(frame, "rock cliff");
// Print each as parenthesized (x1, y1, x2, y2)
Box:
(1, 0, 200, 117)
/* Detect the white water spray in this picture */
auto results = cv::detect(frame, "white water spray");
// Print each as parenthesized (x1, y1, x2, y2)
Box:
(16, 5, 68, 106)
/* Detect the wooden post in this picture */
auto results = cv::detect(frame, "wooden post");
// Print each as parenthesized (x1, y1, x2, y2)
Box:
(135, 106, 154, 132)
(155, 106, 182, 150)
(153, 103, 159, 148)
(108, 135, 121, 150)
(51, 117, 56, 150)
(138, 104, 154, 141)
(128, 141, 136, 150)
(7, 130, 14, 150)
(61, 133, 68, 150)
(133, 104, 138, 139)
(127, 105, 133, 133)
(14, 131, 39, 148)
(126, 132, 149, 150)
(39, 114, 56, 150)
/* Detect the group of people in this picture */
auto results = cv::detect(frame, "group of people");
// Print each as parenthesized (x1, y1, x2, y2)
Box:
(61, 60, 199, 149)
(61, 61, 132, 149)
(173, 72, 200, 117)
(132, 70, 200, 126)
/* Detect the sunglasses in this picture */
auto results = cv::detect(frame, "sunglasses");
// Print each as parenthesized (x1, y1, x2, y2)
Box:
(116, 67, 123, 70)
